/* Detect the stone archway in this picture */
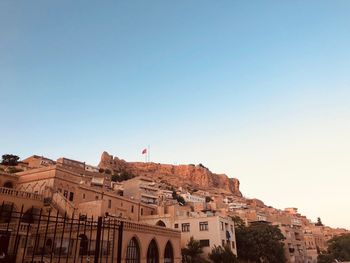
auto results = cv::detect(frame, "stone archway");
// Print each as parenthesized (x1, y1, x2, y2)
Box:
(147, 239, 159, 263)
(126, 237, 140, 263)
(164, 241, 174, 263)
(155, 220, 166, 227)
(3, 181, 13, 188)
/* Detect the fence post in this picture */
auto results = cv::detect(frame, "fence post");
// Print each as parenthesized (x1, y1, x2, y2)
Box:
(94, 217, 103, 263)
(117, 221, 124, 263)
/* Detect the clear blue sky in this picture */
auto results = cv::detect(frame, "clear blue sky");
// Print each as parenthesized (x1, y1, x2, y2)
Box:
(1, 1, 350, 229)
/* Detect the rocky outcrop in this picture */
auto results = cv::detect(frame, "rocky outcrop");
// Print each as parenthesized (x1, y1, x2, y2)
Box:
(99, 151, 242, 196)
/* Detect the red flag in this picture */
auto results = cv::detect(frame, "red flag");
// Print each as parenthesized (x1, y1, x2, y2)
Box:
(142, 148, 147, 154)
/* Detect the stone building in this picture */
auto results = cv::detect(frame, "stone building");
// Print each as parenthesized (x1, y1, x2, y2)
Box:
(123, 176, 159, 205)
(141, 204, 238, 259)
(0, 157, 182, 263)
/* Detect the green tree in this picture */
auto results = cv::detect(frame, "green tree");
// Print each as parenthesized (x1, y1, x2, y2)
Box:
(315, 217, 324, 226)
(111, 171, 135, 182)
(317, 254, 335, 263)
(317, 234, 350, 263)
(176, 195, 186, 205)
(205, 196, 212, 203)
(182, 237, 203, 263)
(208, 245, 238, 263)
(236, 221, 286, 263)
(231, 216, 246, 230)
(172, 190, 186, 205)
(1, 154, 20, 166)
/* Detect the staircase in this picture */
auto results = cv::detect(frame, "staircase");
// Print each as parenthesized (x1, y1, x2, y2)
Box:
(44, 188, 76, 218)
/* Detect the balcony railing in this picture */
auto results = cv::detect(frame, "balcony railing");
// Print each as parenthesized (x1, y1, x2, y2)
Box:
(0, 187, 43, 201)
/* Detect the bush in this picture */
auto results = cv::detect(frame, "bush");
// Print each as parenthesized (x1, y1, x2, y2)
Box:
(111, 171, 135, 182)
(182, 237, 204, 263)
(317, 233, 350, 263)
(1, 154, 20, 166)
(209, 245, 238, 263)
(7, 166, 23, 174)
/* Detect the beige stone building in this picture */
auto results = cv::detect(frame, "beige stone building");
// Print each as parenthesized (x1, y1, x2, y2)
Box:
(0, 157, 182, 263)
(123, 176, 159, 205)
(141, 204, 237, 259)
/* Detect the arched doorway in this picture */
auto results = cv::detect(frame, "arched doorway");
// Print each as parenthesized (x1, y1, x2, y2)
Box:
(21, 207, 40, 224)
(156, 220, 166, 227)
(43, 239, 53, 255)
(126, 237, 140, 263)
(0, 232, 10, 258)
(79, 234, 88, 256)
(0, 203, 15, 223)
(3, 181, 13, 188)
(164, 241, 174, 263)
(147, 239, 159, 263)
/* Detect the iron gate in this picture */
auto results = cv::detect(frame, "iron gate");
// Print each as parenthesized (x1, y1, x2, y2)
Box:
(0, 202, 124, 263)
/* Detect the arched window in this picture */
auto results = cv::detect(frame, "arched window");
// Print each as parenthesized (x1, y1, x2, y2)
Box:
(21, 207, 40, 224)
(126, 237, 140, 263)
(0, 203, 15, 223)
(79, 234, 88, 256)
(164, 241, 174, 263)
(147, 239, 159, 263)
(45, 239, 53, 254)
(0, 232, 10, 257)
(3, 181, 13, 188)
(156, 220, 166, 227)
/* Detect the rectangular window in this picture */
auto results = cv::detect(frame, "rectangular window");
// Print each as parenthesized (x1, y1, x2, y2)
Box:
(199, 221, 209, 231)
(108, 199, 112, 208)
(141, 208, 143, 215)
(221, 222, 224, 231)
(182, 223, 190, 232)
(232, 241, 235, 249)
(174, 224, 179, 229)
(69, 192, 74, 202)
(199, 239, 210, 247)
(64, 190, 68, 198)
(131, 205, 134, 213)
(82, 193, 85, 199)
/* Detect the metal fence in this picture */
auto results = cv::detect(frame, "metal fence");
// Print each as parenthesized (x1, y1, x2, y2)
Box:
(0, 202, 124, 263)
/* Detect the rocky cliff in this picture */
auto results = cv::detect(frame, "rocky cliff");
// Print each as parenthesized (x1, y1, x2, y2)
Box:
(99, 151, 242, 196)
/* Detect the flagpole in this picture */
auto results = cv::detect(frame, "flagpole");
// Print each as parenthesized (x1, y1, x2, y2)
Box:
(148, 145, 150, 162)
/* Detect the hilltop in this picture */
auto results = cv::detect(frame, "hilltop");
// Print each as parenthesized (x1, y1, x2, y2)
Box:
(98, 151, 242, 196)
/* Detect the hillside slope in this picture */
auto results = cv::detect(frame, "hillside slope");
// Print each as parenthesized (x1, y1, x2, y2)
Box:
(99, 151, 242, 196)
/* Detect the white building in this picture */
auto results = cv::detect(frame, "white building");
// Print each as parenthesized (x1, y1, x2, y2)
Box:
(85, 164, 99, 173)
(228, 202, 248, 210)
(175, 215, 237, 257)
(180, 192, 205, 203)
